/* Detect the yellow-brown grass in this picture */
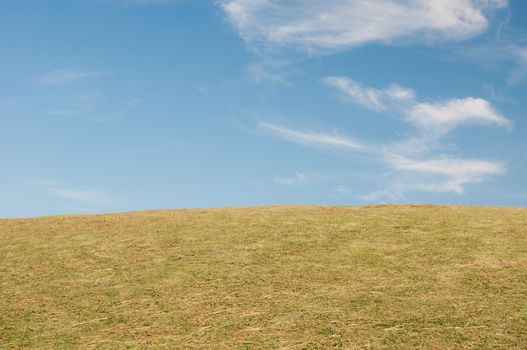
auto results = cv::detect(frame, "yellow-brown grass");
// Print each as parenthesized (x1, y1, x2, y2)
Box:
(1, 205, 526, 349)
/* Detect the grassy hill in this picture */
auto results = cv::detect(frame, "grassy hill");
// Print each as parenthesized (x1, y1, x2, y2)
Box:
(1, 205, 526, 349)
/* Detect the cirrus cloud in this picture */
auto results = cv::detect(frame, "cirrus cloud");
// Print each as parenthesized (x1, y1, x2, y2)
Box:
(258, 121, 367, 151)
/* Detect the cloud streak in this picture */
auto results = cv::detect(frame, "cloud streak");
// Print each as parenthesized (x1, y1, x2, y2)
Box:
(258, 121, 368, 151)
(32, 67, 105, 87)
(386, 154, 506, 193)
(29, 178, 113, 205)
(457, 42, 527, 86)
(273, 172, 330, 186)
(323, 76, 415, 110)
(507, 45, 527, 86)
(258, 119, 507, 195)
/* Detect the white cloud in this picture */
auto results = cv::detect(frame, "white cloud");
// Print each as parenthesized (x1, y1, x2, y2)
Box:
(386, 154, 506, 193)
(29, 178, 112, 204)
(221, 0, 508, 53)
(387, 154, 504, 177)
(324, 76, 415, 110)
(356, 154, 506, 199)
(325, 76, 512, 141)
(408, 97, 511, 137)
(324, 77, 384, 110)
(258, 121, 367, 151)
(256, 118, 508, 194)
(255, 117, 508, 195)
(32, 67, 105, 87)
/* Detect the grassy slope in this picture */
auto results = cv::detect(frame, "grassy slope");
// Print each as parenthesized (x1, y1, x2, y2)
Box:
(1, 205, 526, 349)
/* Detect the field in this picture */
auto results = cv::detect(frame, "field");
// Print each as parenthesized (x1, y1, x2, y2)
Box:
(1, 205, 526, 349)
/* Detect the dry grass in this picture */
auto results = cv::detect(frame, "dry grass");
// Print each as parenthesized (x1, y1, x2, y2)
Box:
(1, 205, 526, 349)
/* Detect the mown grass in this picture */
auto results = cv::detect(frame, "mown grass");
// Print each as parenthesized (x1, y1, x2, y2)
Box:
(1, 205, 526, 349)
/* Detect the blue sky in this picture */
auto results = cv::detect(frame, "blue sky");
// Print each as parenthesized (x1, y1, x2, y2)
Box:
(1, 0, 526, 217)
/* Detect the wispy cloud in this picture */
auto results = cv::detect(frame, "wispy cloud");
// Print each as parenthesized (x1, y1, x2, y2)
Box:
(46, 109, 82, 117)
(507, 45, 527, 86)
(455, 43, 527, 86)
(258, 121, 368, 151)
(273, 172, 330, 186)
(105, 0, 183, 5)
(223, 1, 514, 200)
(246, 59, 293, 83)
(256, 116, 507, 195)
(93, 98, 142, 123)
(32, 67, 105, 87)
(325, 76, 512, 143)
(360, 189, 401, 203)
(42, 92, 140, 123)
(254, 74, 511, 197)
(127, 0, 175, 3)
(221, 0, 508, 53)
(357, 155, 505, 200)
(407, 97, 511, 137)
(386, 154, 506, 193)
(334, 185, 353, 196)
(323, 76, 415, 111)
(482, 83, 515, 104)
(28, 178, 113, 204)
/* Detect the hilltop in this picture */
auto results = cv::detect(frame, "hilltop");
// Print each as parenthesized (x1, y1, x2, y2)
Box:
(1, 205, 526, 349)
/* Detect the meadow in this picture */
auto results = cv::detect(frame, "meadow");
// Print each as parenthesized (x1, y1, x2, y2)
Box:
(1, 205, 526, 349)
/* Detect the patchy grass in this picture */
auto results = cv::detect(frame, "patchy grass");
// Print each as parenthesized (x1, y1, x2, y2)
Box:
(1, 205, 526, 349)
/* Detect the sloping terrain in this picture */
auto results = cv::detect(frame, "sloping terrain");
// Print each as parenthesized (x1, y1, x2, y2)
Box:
(1, 205, 526, 349)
